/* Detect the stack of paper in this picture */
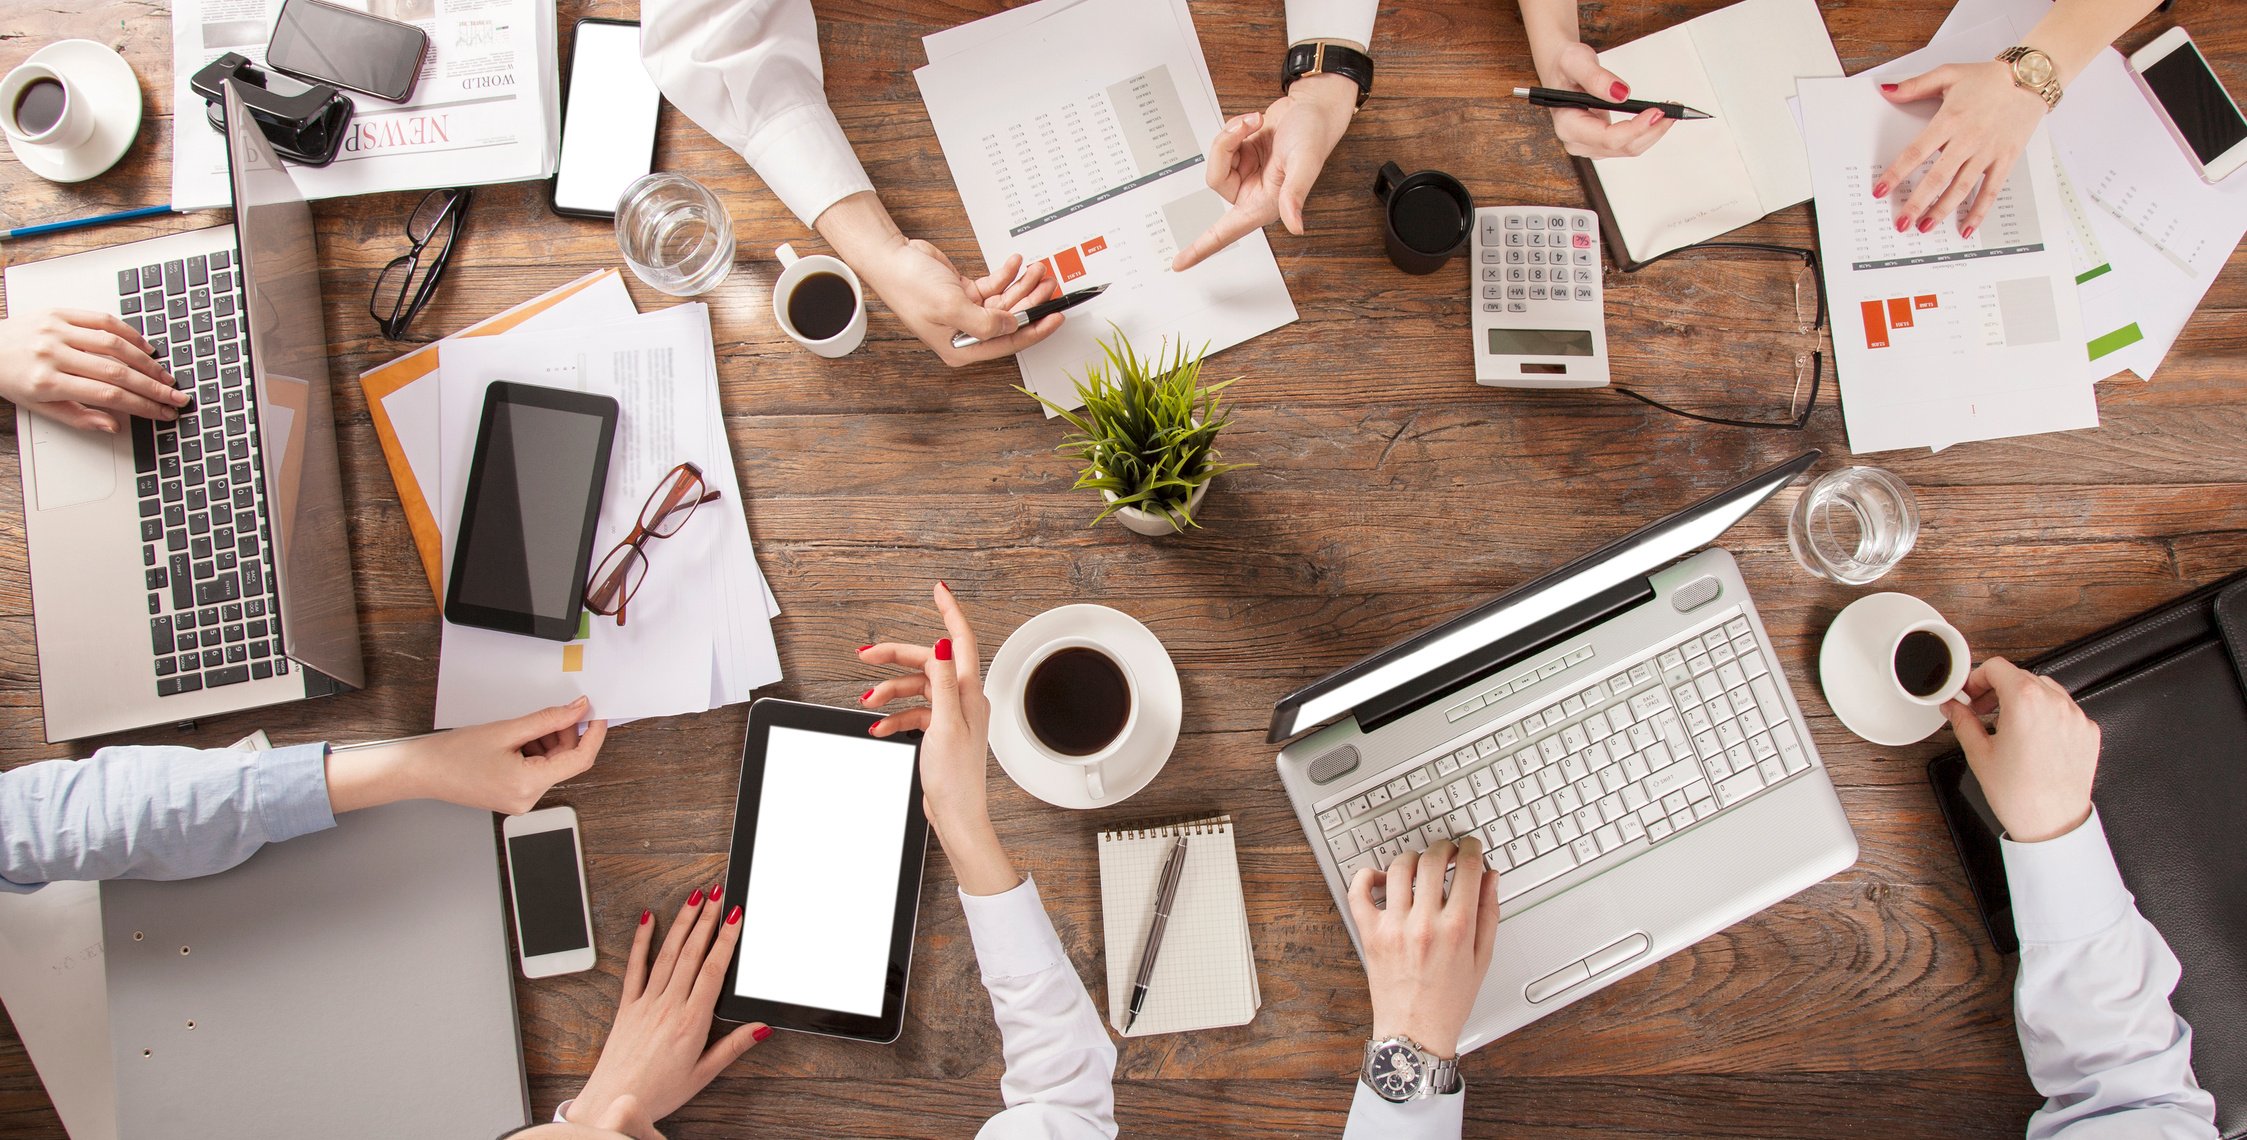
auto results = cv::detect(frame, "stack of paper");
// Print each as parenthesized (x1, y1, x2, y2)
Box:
(915, 0, 1297, 411)
(169, 0, 560, 209)
(358, 273, 781, 729)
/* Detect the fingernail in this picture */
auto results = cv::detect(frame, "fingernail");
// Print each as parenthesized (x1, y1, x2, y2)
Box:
(934, 638, 953, 661)
(938, 581, 950, 593)
(1647, 109, 1663, 123)
(862, 688, 875, 704)
(640, 909, 652, 926)
(1880, 83, 1899, 93)
(1244, 112, 1261, 129)
(688, 888, 704, 907)
(1871, 181, 1888, 199)
(1610, 81, 1629, 100)
(1961, 224, 1976, 238)
(752, 1024, 773, 1042)
(710, 881, 723, 901)
(858, 644, 873, 653)
(1917, 216, 1935, 233)
(867, 724, 880, 736)
(727, 905, 742, 926)
(1894, 216, 1909, 233)
(171, 389, 190, 404)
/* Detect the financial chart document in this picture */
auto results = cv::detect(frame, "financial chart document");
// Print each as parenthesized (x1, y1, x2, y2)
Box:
(916, 0, 1297, 409)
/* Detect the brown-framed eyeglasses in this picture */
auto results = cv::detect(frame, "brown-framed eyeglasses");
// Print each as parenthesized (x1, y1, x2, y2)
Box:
(585, 463, 723, 626)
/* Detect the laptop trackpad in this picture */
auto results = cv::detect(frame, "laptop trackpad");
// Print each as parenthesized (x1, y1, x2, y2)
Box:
(29, 414, 118, 511)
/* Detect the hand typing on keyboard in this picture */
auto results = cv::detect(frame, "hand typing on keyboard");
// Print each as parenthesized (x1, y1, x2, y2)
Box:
(0, 308, 187, 434)
(1349, 837, 1499, 1060)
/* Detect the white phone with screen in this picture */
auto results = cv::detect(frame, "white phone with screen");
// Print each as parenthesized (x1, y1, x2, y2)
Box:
(2129, 27, 2247, 183)
(501, 806, 598, 978)
(551, 18, 663, 218)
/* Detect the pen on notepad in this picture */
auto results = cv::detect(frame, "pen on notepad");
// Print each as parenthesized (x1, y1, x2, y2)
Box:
(1, 204, 176, 242)
(1513, 86, 1712, 121)
(950, 284, 1108, 349)
(1124, 833, 1190, 1033)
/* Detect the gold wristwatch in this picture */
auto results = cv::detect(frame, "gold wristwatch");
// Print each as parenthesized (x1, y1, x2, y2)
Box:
(1997, 46, 2063, 110)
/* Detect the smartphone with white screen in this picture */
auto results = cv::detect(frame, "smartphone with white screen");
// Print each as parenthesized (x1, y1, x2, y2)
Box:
(2129, 27, 2247, 183)
(265, 0, 429, 103)
(502, 806, 598, 978)
(551, 19, 662, 219)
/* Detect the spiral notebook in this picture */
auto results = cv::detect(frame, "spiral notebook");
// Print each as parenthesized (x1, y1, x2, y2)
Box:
(1097, 815, 1260, 1036)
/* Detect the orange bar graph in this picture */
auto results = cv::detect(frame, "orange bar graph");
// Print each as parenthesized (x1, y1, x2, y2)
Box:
(1914, 294, 1938, 309)
(1080, 235, 1108, 255)
(1887, 297, 1914, 329)
(1862, 299, 1889, 350)
(1054, 247, 1086, 281)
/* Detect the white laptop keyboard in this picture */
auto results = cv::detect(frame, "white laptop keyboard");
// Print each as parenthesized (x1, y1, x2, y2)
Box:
(1317, 615, 1812, 904)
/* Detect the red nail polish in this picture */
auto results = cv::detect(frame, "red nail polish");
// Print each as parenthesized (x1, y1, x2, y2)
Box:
(710, 881, 723, 901)
(1880, 83, 1899, 93)
(858, 644, 873, 653)
(1962, 224, 1976, 239)
(1872, 181, 1888, 199)
(753, 1025, 773, 1042)
(1917, 216, 1936, 233)
(1895, 216, 1909, 233)
(727, 905, 742, 926)
(938, 581, 950, 593)
(934, 638, 953, 661)
(688, 888, 704, 907)
(640, 909, 652, 926)
(1610, 81, 1629, 101)
(862, 688, 875, 703)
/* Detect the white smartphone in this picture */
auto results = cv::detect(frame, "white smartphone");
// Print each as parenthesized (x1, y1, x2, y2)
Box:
(549, 18, 662, 219)
(501, 806, 598, 978)
(2129, 27, 2247, 183)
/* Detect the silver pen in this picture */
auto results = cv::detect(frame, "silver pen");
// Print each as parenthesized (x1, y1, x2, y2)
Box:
(1124, 833, 1190, 1032)
(949, 284, 1107, 349)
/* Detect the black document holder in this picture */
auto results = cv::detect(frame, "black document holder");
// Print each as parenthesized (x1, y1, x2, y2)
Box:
(1928, 569, 2247, 1139)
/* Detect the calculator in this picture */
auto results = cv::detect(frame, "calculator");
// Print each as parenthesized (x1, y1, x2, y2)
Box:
(1470, 206, 1609, 389)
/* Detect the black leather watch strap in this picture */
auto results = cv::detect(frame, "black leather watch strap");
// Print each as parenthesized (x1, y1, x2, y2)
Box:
(1283, 41, 1373, 108)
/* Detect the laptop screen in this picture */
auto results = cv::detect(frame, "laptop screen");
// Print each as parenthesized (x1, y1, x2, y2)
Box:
(223, 81, 363, 686)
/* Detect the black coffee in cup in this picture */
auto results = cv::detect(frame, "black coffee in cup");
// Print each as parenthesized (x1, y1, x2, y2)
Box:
(11, 77, 66, 136)
(1023, 647, 1131, 756)
(785, 271, 856, 340)
(1893, 630, 1955, 697)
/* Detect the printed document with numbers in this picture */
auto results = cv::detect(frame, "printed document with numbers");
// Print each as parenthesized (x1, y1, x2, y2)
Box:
(916, 0, 1296, 410)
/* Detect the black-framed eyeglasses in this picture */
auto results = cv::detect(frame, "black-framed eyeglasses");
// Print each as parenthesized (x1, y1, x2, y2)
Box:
(370, 187, 471, 341)
(1610, 241, 1828, 431)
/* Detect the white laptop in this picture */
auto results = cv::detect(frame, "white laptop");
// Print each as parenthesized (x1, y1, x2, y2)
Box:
(1272, 451, 1857, 1050)
(5, 81, 362, 741)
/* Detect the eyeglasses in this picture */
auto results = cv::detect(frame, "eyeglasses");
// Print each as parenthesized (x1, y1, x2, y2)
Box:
(585, 463, 724, 627)
(370, 188, 471, 341)
(1610, 242, 1828, 431)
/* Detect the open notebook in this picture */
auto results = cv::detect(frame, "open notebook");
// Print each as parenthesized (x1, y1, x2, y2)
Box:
(1098, 816, 1260, 1036)
(1576, 0, 1843, 267)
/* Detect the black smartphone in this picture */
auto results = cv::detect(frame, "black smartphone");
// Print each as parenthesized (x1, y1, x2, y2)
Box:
(265, 0, 430, 104)
(551, 18, 662, 219)
(444, 382, 619, 642)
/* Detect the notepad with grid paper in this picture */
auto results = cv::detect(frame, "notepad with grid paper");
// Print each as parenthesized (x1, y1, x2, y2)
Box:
(1098, 815, 1260, 1036)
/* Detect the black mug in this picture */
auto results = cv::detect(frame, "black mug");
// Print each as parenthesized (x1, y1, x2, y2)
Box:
(1373, 161, 1473, 274)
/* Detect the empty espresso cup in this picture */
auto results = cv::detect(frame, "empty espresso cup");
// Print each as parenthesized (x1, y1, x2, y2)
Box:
(1373, 161, 1472, 274)
(1, 62, 94, 151)
(1015, 637, 1138, 802)
(772, 243, 867, 357)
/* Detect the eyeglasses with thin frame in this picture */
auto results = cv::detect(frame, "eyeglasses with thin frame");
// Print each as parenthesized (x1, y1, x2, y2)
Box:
(585, 463, 724, 627)
(1610, 242, 1828, 431)
(370, 187, 471, 341)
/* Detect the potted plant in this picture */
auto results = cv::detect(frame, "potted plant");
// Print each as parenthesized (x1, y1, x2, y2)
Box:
(1019, 330, 1252, 536)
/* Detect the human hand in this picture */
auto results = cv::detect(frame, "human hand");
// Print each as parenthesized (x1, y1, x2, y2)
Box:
(858, 238, 1065, 365)
(1170, 72, 1358, 271)
(327, 697, 609, 816)
(567, 886, 768, 1134)
(1942, 657, 2099, 844)
(1874, 63, 2047, 238)
(1346, 837, 1500, 1057)
(1536, 42, 1674, 159)
(0, 309, 186, 433)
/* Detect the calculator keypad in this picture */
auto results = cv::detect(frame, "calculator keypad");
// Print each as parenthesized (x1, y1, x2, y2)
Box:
(1469, 207, 1609, 388)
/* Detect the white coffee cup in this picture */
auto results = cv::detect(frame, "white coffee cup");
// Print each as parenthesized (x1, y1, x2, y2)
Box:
(772, 243, 867, 357)
(1883, 616, 1971, 707)
(1014, 636, 1139, 803)
(1, 62, 94, 151)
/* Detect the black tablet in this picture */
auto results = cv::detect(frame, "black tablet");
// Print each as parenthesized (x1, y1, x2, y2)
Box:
(717, 699, 928, 1041)
(443, 382, 618, 641)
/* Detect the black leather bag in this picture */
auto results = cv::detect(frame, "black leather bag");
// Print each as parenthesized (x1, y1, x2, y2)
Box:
(1929, 570, 2247, 1138)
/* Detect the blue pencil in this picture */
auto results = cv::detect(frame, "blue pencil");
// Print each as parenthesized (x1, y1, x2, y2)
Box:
(2, 204, 176, 241)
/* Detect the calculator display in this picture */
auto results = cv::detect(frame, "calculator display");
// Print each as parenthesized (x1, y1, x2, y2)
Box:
(1487, 328, 1595, 357)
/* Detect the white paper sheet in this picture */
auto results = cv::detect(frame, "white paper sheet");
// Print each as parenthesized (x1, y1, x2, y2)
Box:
(0, 882, 114, 1140)
(914, 0, 1296, 411)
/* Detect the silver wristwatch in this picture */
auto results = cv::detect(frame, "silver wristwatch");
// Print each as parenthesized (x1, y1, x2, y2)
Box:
(1360, 1035, 1462, 1103)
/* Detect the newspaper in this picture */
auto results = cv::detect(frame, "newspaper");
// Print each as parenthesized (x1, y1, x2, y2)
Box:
(169, 0, 558, 209)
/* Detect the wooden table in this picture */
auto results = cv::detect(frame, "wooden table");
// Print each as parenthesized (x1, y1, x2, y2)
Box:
(4, 1, 2244, 1135)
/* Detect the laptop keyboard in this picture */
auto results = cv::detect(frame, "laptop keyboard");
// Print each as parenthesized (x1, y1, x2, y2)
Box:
(118, 253, 289, 697)
(1317, 615, 1812, 905)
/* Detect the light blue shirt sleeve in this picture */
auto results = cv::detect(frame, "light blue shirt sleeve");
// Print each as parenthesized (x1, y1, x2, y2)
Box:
(0, 743, 336, 892)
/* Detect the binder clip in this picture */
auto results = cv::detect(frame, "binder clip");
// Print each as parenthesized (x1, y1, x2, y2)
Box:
(189, 54, 354, 168)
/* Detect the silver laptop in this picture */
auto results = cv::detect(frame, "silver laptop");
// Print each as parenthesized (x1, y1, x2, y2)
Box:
(1273, 451, 1857, 1051)
(5, 81, 362, 741)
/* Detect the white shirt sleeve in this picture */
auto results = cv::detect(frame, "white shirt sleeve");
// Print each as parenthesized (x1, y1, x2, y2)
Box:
(1341, 1078, 1464, 1139)
(639, 0, 875, 228)
(1285, 0, 1379, 50)
(2006, 809, 2217, 1140)
(959, 876, 1118, 1140)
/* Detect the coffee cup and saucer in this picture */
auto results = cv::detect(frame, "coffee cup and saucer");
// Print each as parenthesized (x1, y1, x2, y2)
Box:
(3, 40, 143, 184)
(987, 604, 1182, 809)
(1818, 592, 1972, 746)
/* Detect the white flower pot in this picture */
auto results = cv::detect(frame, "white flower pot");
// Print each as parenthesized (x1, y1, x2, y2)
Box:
(1104, 480, 1209, 536)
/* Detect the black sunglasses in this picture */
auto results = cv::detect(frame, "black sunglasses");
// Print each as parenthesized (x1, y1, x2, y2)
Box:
(1610, 242, 1828, 431)
(370, 187, 471, 341)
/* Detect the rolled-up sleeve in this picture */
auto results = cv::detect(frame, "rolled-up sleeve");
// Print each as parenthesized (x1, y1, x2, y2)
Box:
(1286, 0, 1379, 50)
(0, 743, 335, 892)
(960, 876, 1117, 1139)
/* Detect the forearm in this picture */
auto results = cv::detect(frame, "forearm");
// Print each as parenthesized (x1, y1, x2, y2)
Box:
(1517, 0, 1583, 85)
(814, 192, 909, 280)
(2026, 0, 2164, 83)
(929, 802, 1020, 898)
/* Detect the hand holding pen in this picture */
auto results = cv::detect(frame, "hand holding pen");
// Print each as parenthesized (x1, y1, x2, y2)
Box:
(951, 284, 1108, 349)
(1523, 42, 1683, 159)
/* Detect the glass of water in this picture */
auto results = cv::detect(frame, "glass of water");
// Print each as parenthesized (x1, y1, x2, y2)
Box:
(1788, 466, 1919, 585)
(614, 173, 735, 296)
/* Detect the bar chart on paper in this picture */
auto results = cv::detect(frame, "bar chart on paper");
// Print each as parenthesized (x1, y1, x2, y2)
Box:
(1857, 280, 2063, 354)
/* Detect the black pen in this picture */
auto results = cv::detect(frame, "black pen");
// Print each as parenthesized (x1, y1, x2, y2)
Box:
(1513, 86, 1712, 121)
(1124, 833, 1190, 1033)
(950, 283, 1108, 348)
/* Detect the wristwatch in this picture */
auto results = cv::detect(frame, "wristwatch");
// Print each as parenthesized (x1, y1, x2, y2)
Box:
(1359, 1034, 1461, 1103)
(1996, 46, 2063, 110)
(1283, 40, 1374, 108)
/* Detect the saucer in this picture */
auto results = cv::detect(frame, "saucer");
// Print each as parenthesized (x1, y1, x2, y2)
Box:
(1819, 592, 1952, 747)
(987, 604, 1182, 810)
(6, 40, 142, 184)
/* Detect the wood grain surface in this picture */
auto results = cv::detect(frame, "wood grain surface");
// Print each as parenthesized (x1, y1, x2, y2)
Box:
(4, 0, 2245, 1136)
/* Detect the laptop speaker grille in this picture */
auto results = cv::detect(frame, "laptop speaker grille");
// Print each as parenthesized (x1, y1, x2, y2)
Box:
(1672, 576, 1722, 613)
(1308, 746, 1360, 784)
